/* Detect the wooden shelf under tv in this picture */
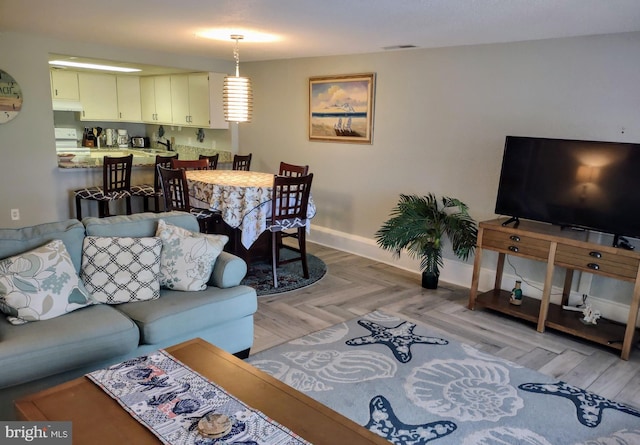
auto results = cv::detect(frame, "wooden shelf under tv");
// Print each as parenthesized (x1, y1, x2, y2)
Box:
(469, 218, 640, 359)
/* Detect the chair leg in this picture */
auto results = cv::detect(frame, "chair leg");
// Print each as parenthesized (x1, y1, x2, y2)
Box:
(275, 232, 282, 265)
(125, 197, 132, 215)
(143, 196, 150, 213)
(272, 231, 279, 288)
(75, 196, 82, 220)
(299, 228, 309, 278)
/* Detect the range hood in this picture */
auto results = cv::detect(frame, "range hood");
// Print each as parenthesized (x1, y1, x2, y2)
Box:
(52, 99, 83, 112)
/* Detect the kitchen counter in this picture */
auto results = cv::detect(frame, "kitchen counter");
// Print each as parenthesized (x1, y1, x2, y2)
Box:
(58, 148, 174, 169)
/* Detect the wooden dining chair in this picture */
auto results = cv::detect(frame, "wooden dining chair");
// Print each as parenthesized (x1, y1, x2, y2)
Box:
(171, 158, 210, 170)
(199, 153, 219, 170)
(157, 166, 221, 233)
(232, 153, 252, 171)
(74, 154, 133, 219)
(279, 162, 309, 177)
(130, 154, 178, 212)
(268, 173, 314, 288)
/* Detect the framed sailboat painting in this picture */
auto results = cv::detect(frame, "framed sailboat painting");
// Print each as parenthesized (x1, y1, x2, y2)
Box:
(309, 73, 376, 144)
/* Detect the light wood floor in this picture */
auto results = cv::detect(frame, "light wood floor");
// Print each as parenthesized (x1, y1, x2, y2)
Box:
(251, 242, 640, 410)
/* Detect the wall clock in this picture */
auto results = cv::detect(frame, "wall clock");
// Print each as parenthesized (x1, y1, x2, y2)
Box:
(0, 69, 23, 124)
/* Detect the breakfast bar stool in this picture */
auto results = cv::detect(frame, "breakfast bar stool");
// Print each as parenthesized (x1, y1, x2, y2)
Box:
(74, 154, 133, 219)
(232, 153, 252, 171)
(199, 153, 219, 170)
(130, 154, 177, 212)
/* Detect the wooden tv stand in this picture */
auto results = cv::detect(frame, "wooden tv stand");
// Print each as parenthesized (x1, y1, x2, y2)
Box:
(468, 218, 640, 360)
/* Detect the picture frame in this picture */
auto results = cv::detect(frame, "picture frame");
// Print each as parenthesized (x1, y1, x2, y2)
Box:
(309, 73, 376, 144)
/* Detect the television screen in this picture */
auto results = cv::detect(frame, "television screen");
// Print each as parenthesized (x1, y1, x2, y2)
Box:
(495, 136, 640, 239)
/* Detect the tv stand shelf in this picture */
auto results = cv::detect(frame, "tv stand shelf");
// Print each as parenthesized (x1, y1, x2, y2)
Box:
(469, 218, 640, 359)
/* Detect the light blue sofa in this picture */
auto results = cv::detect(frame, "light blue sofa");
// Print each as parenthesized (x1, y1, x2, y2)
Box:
(0, 212, 257, 419)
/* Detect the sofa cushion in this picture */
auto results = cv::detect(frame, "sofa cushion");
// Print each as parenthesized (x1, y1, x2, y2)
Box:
(84, 211, 200, 237)
(156, 219, 228, 291)
(81, 236, 162, 304)
(0, 304, 139, 389)
(0, 219, 85, 273)
(115, 285, 257, 345)
(0, 240, 95, 325)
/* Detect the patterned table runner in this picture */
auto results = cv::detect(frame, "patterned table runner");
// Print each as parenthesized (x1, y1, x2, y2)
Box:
(87, 350, 312, 445)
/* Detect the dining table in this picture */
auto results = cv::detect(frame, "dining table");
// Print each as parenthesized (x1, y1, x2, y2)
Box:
(185, 169, 316, 262)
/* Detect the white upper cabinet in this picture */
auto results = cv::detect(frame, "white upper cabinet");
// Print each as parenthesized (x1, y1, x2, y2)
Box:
(50, 70, 79, 100)
(140, 75, 172, 124)
(207, 72, 228, 130)
(116, 76, 142, 122)
(170, 73, 228, 129)
(78, 72, 118, 121)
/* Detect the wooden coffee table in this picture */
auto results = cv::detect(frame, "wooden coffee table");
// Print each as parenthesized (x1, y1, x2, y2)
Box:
(15, 338, 389, 445)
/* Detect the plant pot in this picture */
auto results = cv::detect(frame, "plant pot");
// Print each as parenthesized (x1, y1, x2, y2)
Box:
(421, 271, 439, 289)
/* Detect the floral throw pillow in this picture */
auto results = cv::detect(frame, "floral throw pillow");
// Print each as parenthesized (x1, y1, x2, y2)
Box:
(0, 239, 94, 325)
(155, 219, 228, 291)
(81, 236, 162, 304)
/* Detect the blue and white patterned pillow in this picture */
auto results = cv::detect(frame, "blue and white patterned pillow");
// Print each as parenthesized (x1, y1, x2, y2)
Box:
(155, 219, 228, 291)
(81, 236, 162, 304)
(0, 239, 94, 325)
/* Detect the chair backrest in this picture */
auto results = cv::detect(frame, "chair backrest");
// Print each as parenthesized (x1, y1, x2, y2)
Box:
(279, 162, 309, 177)
(232, 153, 252, 171)
(171, 158, 209, 170)
(154, 154, 178, 191)
(199, 153, 219, 170)
(157, 166, 191, 213)
(103, 155, 133, 193)
(271, 173, 314, 224)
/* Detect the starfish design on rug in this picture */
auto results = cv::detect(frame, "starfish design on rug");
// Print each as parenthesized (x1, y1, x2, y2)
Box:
(346, 320, 448, 363)
(519, 381, 640, 427)
(365, 395, 456, 444)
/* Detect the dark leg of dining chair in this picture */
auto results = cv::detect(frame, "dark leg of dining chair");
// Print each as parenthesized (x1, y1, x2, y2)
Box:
(143, 197, 150, 213)
(98, 201, 107, 218)
(271, 231, 279, 288)
(298, 228, 309, 278)
(125, 197, 132, 215)
(75, 196, 82, 220)
(274, 232, 282, 265)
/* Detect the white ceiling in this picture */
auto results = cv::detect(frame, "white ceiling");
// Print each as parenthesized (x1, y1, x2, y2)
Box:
(2, 0, 640, 63)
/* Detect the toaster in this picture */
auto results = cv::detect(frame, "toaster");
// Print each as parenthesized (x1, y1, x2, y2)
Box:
(131, 136, 149, 148)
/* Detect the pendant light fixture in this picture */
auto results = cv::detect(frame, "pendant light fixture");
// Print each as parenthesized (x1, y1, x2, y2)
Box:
(223, 35, 253, 123)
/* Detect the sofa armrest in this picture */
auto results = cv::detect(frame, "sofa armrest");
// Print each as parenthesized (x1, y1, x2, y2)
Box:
(208, 251, 247, 288)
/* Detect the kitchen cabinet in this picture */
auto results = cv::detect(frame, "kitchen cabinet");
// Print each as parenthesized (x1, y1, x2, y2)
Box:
(116, 76, 142, 122)
(170, 72, 228, 129)
(468, 218, 640, 360)
(140, 75, 172, 124)
(50, 70, 79, 100)
(78, 72, 118, 121)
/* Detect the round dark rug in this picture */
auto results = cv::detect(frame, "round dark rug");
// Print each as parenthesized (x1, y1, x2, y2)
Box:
(240, 252, 327, 296)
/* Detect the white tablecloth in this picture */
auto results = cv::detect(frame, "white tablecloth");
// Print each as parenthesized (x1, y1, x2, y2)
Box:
(186, 170, 316, 248)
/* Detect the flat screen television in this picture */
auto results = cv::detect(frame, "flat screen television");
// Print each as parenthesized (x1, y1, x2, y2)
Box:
(495, 136, 640, 243)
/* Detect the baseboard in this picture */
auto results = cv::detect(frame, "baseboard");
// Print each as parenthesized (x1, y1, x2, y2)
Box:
(307, 225, 475, 288)
(308, 224, 635, 326)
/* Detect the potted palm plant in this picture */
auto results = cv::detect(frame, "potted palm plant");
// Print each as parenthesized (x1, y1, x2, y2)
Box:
(375, 194, 478, 289)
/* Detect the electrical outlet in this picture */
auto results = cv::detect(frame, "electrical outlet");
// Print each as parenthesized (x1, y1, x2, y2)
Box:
(10, 208, 20, 221)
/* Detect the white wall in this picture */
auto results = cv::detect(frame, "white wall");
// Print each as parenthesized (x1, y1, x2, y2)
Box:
(239, 32, 640, 316)
(2, 30, 640, 319)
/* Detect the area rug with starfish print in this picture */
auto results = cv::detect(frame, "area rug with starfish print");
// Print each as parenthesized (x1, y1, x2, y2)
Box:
(246, 310, 640, 445)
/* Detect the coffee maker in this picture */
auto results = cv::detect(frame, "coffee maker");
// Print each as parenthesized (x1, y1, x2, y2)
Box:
(117, 129, 129, 148)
